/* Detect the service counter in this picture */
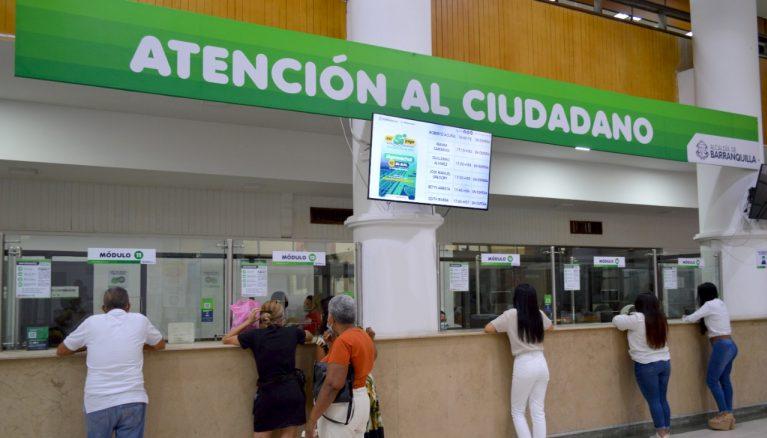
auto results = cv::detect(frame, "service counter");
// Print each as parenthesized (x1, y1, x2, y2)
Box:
(1, 320, 766, 438)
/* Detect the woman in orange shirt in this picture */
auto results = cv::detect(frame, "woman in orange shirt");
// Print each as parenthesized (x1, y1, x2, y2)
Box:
(307, 295, 376, 438)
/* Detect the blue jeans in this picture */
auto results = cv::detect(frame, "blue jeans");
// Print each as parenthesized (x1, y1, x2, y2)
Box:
(707, 338, 738, 413)
(86, 402, 146, 438)
(634, 360, 671, 430)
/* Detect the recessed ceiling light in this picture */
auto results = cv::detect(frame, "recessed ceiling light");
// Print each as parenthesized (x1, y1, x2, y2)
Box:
(632, 16, 642, 21)
(685, 31, 693, 37)
(614, 13, 629, 20)
(575, 146, 591, 152)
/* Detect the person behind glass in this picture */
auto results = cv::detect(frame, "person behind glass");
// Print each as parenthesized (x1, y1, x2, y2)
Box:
(307, 295, 376, 438)
(484, 284, 553, 438)
(303, 295, 323, 335)
(223, 300, 315, 438)
(682, 283, 738, 431)
(56, 287, 165, 438)
(612, 293, 671, 438)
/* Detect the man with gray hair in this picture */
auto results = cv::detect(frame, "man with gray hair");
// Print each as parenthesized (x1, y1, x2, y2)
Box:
(57, 287, 165, 438)
(307, 294, 376, 438)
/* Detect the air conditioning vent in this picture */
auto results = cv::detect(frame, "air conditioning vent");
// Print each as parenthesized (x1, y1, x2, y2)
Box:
(570, 220, 603, 235)
(310, 207, 353, 225)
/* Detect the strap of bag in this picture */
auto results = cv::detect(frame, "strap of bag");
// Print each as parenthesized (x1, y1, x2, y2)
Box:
(316, 363, 355, 425)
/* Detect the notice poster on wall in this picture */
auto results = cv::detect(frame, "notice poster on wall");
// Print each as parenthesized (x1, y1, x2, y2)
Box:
(449, 263, 469, 291)
(167, 322, 195, 344)
(663, 267, 678, 290)
(593, 257, 626, 268)
(15, 259, 52, 299)
(108, 269, 130, 290)
(200, 298, 215, 323)
(368, 114, 492, 209)
(564, 264, 580, 291)
(241, 261, 268, 297)
(757, 250, 767, 269)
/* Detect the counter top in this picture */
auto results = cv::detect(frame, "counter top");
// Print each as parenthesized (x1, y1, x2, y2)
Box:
(2, 317, 763, 361)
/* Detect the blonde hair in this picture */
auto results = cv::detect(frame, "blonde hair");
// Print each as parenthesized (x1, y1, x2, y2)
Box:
(259, 300, 286, 328)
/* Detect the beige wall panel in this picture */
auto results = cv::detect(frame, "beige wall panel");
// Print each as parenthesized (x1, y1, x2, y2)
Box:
(1, 320, 764, 437)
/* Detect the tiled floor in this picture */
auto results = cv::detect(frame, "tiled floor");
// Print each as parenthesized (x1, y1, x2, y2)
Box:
(672, 417, 767, 437)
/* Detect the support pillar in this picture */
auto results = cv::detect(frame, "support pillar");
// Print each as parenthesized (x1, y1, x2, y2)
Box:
(345, 0, 443, 335)
(691, 0, 767, 319)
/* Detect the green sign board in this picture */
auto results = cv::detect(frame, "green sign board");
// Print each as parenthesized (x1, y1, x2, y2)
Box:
(14, 0, 762, 167)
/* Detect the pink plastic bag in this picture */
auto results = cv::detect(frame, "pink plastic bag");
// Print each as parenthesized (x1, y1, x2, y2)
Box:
(230, 299, 261, 330)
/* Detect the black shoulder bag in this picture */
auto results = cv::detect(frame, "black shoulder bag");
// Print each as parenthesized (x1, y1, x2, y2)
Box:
(312, 361, 355, 425)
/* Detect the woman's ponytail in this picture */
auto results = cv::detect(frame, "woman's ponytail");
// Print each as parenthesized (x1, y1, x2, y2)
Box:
(258, 300, 286, 328)
(260, 311, 273, 328)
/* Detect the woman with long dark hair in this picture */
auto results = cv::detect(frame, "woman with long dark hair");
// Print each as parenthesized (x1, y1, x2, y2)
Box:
(613, 293, 671, 438)
(683, 283, 737, 431)
(484, 284, 553, 438)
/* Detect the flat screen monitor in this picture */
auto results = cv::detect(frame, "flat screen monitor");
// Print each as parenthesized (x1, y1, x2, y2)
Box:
(368, 114, 493, 210)
(748, 164, 767, 220)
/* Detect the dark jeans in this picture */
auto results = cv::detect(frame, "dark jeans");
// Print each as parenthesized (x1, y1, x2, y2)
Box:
(86, 402, 146, 438)
(634, 360, 671, 429)
(707, 338, 738, 413)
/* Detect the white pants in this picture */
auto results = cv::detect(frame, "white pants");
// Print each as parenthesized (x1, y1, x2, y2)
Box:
(511, 351, 549, 438)
(318, 387, 370, 438)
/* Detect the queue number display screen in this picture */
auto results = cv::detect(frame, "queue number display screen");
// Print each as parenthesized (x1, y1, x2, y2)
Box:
(368, 114, 493, 210)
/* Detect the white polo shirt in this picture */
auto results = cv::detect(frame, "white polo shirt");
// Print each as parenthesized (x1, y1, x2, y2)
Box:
(63, 309, 163, 413)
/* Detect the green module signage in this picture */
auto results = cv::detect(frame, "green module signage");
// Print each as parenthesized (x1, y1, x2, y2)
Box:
(14, 0, 763, 167)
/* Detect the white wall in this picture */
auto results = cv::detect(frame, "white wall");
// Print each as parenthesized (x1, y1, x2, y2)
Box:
(438, 202, 699, 251)
(490, 152, 698, 209)
(0, 100, 350, 185)
(0, 98, 699, 209)
(0, 177, 698, 251)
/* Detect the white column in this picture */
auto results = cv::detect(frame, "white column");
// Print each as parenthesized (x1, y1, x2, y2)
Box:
(691, 0, 767, 319)
(345, 0, 443, 336)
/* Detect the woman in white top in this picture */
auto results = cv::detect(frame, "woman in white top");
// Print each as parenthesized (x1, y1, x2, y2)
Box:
(613, 293, 671, 438)
(484, 284, 553, 438)
(682, 283, 737, 431)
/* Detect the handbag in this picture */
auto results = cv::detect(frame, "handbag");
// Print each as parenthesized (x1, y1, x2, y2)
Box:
(313, 361, 355, 425)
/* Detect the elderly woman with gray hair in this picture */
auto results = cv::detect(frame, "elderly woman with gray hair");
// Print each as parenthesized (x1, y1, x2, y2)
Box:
(307, 295, 377, 438)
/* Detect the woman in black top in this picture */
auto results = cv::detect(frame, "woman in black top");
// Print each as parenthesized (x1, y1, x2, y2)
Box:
(223, 299, 314, 438)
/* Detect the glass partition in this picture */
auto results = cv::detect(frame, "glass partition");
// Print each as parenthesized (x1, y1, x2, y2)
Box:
(2, 234, 227, 349)
(555, 247, 654, 325)
(437, 243, 701, 330)
(657, 250, 711, 319)
(233, 240, 355, 336)
(2, 234, 356, 349)
(439, 244, 553, 330)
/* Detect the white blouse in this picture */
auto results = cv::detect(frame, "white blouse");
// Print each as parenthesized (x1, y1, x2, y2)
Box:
(613, 312, 671, 364)
(682, 299, 732, 338)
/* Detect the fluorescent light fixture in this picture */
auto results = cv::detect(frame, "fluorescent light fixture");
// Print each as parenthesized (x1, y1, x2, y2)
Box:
(614, 13, 629, 20)
(575, 146, 591, 152)
(632, 16, 642, 21)
(685, 31, 693, 37)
